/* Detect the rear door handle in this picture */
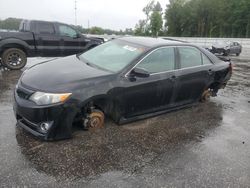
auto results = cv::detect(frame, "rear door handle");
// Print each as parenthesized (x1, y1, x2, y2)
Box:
(170, 75, 176, 81)
(208, 69, 213, 75)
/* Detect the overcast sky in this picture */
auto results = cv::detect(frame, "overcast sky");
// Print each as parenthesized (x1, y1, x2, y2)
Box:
(0, 0, 169, 30)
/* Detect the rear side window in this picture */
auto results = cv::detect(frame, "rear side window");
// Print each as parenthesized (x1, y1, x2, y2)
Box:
(202, 53, 212, 65)
(37, 22, 55, 34)
(137, 47, 175, 74)
(178, 47, 202, 68)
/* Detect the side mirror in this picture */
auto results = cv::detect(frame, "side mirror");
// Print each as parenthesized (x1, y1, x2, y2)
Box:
(74, 33, 81, 38)
(130, 67, 150, 78)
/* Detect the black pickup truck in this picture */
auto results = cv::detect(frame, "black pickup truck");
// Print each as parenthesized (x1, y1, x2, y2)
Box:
(0, 20, 102, 70)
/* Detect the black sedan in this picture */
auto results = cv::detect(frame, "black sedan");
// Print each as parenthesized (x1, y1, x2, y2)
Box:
(13, 37, 232, 140)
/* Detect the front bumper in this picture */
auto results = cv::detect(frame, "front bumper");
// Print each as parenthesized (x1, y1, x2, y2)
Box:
(13, 85, 78, 140)
(17, 118, 47, 139)
(211, 47, 227, 54)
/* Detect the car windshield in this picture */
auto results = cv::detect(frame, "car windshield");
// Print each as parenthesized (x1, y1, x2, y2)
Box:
(79, 40, 146, 72)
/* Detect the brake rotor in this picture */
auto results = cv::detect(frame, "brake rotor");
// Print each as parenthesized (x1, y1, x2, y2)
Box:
(201, 89, 212, 102)
(85, 110, 105, 130)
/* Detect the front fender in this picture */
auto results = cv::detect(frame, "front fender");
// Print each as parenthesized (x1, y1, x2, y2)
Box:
(0, 38, 34, 56)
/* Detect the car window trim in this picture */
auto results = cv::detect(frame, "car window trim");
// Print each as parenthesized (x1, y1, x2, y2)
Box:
(124, 45, 214, 78)
(177, 64, 212, 71)
(124, 46, 177, 77)
(151, 48, 213, 73)
(201, 52, 213, 65)
(36, 21, 56, 35)
(177, 46, 215, 68)
(177, 46, 204, 69)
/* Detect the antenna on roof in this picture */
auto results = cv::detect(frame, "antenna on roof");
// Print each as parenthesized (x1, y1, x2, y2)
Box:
(74, 0, 77, 26)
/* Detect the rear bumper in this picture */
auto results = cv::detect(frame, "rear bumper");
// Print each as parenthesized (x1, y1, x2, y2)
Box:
(218, 69, 232, 90)
(13, 88, 78, 141)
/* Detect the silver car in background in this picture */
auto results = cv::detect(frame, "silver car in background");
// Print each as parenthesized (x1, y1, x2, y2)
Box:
(210, 41, 242, 56)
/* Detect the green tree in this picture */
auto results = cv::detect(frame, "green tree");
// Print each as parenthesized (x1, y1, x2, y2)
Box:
(142, 0, 155, 34)
(89, 27, 104, 35)
(164, 0, 185, 36)
(135, 1, 163, 36)
(164, 0, 250, 38)
(0, 18, 22, 30)
(154, 1, 163, 12)
(135, 20, 147, 36)
(150, 2, 163, 37)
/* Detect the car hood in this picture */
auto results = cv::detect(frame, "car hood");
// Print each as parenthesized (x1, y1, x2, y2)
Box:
(20, 55, 114, 92)
(212, 43, 229, 49)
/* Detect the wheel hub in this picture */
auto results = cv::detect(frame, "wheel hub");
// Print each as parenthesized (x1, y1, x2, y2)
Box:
(201, 89, 212, 102)
(8, 53, 21, 65)
(84, 110, 105, 130)
(90, 117, 101, 128)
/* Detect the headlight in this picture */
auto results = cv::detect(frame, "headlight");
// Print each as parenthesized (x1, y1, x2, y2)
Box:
(29, 92, 72, 105)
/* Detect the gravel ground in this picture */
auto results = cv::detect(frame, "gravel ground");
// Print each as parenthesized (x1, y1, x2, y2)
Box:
(0, 54, 249, 187)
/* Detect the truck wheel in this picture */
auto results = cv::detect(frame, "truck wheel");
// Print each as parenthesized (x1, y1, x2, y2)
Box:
(236, 53, 240, 56)
(1, 48, 27, 70)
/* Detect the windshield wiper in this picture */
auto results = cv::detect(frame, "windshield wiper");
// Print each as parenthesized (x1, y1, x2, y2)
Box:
(83, 59, 97, 68)
(78, 56, 94, 67)
(78, 56, 115, 73)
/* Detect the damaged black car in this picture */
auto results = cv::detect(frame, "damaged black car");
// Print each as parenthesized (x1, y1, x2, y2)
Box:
(13, 37, 232, 140)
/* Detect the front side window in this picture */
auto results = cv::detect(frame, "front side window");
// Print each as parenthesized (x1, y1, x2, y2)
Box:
(233, 42, 239, 46)
(137, 47, 175, 74)
(179, 47, 202, 68)
(59, 25, 77, 38)
(79, 40, 145, 72)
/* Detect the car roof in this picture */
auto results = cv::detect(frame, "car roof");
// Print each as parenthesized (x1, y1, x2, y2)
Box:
(24, 19, 70, 26)
(118, 36, 184, 48)
(118, 36, 221, 64)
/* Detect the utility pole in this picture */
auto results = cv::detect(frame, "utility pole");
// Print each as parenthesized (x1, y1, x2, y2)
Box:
(75, 0, 77, 26)
(88, 20, 90, 33)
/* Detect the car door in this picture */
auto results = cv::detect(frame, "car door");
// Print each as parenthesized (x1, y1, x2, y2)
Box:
(229, 42, 235, 54)
(173, 46, 213, 105)
(33, 21, 61, 56)
(118, 47, 177, 118)
(57, 24, 88, 56)
(233, 42, 241, 54)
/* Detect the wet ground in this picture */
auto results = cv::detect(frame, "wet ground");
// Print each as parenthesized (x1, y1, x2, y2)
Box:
(0, 55, 250, 187)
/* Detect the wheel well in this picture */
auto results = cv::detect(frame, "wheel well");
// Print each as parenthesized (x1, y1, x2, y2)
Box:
(0, 44, 27, 56)
(208, 82, 220, 90)
(78, 97, 120, 123)
(82, 98, 109, 115)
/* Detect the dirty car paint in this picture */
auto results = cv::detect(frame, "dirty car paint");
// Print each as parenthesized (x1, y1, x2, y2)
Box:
(13, 37, 232, 140)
